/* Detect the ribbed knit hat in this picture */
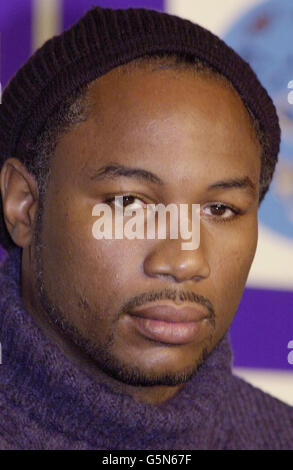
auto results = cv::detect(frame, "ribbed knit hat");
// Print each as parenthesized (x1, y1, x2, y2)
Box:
(0, 5, 280, 252)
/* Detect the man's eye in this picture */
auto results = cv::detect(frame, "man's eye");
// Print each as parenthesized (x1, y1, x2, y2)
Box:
(202, 203, 242, 221)
(104, 194, 147, 211)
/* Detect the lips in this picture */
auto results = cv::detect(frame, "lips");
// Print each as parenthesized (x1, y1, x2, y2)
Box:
(128, 303, 209, 345)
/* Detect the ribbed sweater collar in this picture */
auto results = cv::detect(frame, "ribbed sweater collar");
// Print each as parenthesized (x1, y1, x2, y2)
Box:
(0, 247, 234, 449)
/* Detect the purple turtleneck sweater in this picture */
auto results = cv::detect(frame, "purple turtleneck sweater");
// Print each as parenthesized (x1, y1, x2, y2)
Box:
(0, 247, 292, 450)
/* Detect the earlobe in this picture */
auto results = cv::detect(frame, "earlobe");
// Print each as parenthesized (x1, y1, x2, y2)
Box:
(0, 158, 39, 248)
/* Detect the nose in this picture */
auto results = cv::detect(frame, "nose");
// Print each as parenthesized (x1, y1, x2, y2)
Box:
(143, 223, 211, 283)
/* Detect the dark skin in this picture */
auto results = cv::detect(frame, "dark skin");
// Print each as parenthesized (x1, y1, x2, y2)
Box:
(0, 65, 261, 404)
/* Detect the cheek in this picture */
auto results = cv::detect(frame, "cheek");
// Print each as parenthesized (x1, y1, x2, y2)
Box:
(219, 236, 257, 286)
(63, 240, 144, 339)
(208, 218, 258, 321)
(211, 213, 258, 276)
(42, 185, 145, 296)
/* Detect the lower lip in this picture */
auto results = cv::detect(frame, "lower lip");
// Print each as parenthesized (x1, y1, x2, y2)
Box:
(130, 315, 204, 345)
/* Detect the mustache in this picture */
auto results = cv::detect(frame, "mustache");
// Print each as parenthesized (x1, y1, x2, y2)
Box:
(118, 288, 215, 328)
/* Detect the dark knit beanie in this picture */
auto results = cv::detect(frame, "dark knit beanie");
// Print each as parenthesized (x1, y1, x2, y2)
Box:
(0, 5, 280, 252)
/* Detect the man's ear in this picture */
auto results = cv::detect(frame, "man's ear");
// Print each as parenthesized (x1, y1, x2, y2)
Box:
(0, 158, 39, 248)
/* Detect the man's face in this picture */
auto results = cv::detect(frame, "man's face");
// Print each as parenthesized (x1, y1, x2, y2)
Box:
(28, 65, 261, 388)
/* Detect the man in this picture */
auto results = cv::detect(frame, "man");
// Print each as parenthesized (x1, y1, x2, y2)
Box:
(0, 5, 292, 450)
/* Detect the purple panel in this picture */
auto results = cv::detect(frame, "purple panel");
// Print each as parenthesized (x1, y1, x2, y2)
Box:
(230, 286, 293, 371)
(63, 0, 164, 29)
(0, 0, 32, 87)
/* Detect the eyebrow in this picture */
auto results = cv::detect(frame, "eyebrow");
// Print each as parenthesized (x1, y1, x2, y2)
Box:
(207, 176, 257, 197)
(89, 163, 257, 197)
(89, 163, 164, 185)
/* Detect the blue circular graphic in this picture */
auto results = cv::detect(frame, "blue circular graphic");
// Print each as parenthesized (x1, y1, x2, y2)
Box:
(224, 0, 293, 239)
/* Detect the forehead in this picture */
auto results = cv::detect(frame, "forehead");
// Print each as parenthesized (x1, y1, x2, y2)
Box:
(53, 64, 261, 187)
(90, 65, 257, 145)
